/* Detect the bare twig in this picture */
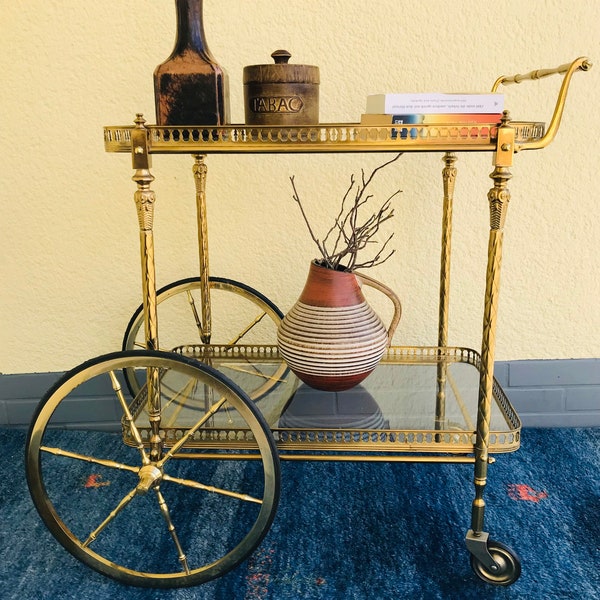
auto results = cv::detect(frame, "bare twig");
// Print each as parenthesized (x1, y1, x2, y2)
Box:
(290, 153, 403, 271)
(290, 175, 329, 264)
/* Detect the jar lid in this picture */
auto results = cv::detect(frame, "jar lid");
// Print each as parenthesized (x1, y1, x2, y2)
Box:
(243, 50, 320, 85)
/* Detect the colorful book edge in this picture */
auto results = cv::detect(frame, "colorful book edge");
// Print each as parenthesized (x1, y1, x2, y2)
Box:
(360, 113, 504, 125)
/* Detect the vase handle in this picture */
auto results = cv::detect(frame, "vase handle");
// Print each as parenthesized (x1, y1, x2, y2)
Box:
(355, 272, 402, 344)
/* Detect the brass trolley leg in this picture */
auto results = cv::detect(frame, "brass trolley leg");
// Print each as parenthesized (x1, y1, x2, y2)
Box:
(436, 152, 458, 433)
(192, 154, 212, 343)
(466, 114, 521, 585)
(470, 115, 514, 536)
(131, 114, 162, 461)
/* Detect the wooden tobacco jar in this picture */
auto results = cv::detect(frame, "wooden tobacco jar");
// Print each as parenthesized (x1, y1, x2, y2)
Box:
(243, 50, 319, 125)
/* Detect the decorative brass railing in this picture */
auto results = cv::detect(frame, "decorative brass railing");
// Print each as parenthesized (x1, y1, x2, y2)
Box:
(104, 120, 545, 155)
(122, 345, 521, 458)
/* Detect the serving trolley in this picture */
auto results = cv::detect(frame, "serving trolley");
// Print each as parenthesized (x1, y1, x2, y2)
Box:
(25, 57, 590, 588)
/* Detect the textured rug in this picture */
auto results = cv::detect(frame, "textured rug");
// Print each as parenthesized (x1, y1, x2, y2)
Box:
(1, 427, 599, 599)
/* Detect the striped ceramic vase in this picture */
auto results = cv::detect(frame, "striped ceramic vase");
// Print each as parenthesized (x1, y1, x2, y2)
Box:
(277, 260, 401, 392)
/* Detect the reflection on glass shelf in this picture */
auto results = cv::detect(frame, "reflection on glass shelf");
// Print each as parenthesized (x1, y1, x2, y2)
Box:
(278, 385, 387, 430)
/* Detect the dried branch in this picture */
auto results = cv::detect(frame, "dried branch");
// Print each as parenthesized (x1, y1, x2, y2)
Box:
(290, 175, 329, 265)
(290, 153, 403, 271)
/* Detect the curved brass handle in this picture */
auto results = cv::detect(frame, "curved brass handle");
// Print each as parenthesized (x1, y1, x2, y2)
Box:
(492, 56, 592, 151)
(355, 272, 402, 345)
(491, 57, 591, 90)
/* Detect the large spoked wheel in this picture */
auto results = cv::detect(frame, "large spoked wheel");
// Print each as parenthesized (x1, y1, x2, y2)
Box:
(122, 277, 286, 399)
(470, 539, 522, 586)
(26, 350, 281, 588)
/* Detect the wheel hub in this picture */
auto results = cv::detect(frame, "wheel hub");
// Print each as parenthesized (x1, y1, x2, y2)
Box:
(136, 464, 163, 493)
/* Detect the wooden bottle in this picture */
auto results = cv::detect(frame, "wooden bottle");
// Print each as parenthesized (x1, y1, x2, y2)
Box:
(154, 0, 230, 126)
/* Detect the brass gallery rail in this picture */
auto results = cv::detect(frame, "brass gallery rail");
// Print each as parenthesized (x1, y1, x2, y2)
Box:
(104, 120, 545, 154)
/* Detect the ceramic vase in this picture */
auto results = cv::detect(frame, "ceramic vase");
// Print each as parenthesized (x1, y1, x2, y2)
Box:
(277, 260, 401, 392)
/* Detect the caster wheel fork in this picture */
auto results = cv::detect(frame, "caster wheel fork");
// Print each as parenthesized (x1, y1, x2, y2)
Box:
(466, 529, 522, 586)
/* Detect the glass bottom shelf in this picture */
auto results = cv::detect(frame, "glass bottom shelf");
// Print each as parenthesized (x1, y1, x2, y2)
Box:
(126, 345, 521, 457)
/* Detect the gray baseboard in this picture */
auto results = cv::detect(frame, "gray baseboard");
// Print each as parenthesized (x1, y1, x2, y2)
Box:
(2, 358, 599, 429)
(495, 359, 600, 427)
(0, 370, 123, 430)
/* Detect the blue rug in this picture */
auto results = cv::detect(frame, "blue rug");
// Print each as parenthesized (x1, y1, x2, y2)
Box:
(1, 427, 599, 599)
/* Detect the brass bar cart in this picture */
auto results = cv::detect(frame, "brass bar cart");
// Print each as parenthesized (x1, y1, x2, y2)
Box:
(25, 57, 590, 588)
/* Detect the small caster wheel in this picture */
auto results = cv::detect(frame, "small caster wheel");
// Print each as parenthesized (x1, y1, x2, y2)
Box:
(470, 539, 521, 586)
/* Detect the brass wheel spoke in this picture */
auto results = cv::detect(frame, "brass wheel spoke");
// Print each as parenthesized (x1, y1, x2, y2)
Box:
(162, 473, 262, 504)
(154, 487, 191, 574)
(82, 486, 139, 548)
(221, 363, 287, 383)
(186, 290, 204, 337)
(40, 446, 140, 474)
(162, 376, 200, 419)
(157, 396, 228, 467)
(137, 372, 204, 425)
(227, 312, 268, 345)
(109, 370, 150, 465)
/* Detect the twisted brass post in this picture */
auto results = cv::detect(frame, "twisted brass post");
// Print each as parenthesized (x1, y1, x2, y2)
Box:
(436, 152, 458, 433)
(131, 114, 162, 461)
(193, 155, 212, 343)
(470, 116, 514, 534)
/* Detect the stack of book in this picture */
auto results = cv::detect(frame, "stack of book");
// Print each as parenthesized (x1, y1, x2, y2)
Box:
(361, 92, 504, 128)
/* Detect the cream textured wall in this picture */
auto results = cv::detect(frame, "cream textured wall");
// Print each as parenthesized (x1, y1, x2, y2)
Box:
(1, 0, 599, 375)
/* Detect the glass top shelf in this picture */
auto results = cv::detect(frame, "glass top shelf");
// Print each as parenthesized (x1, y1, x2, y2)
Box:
(126, 345, 521, 456)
